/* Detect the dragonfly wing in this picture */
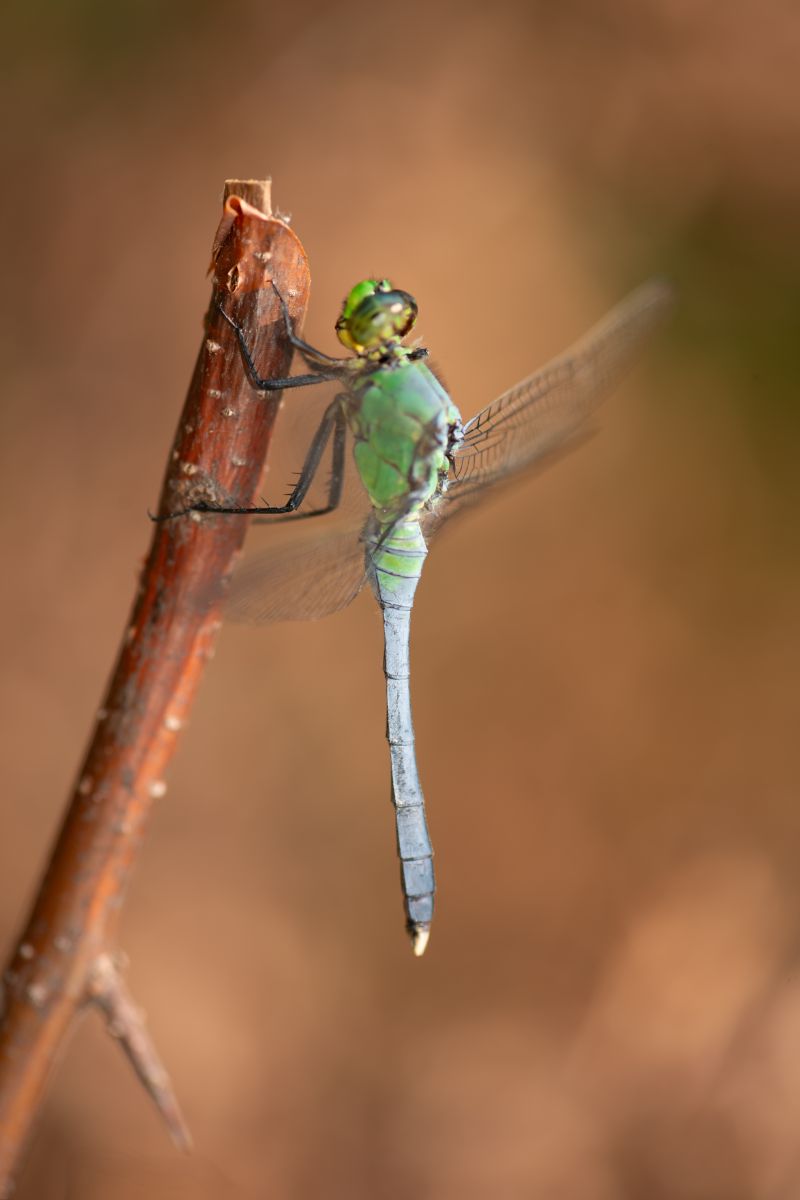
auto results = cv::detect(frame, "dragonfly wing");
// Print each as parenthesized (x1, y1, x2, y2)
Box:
(224, 385, 375, 625)
(225, 525, 368, 624)
(423, 279, 672, 536)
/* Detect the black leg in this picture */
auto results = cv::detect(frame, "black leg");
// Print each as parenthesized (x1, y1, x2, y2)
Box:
(215, 301, 335, 391)
(151, 402, 346, 523)
(192, 400, 341, 517)
(270, 282, 352, 371)
(327, 404, 347, 511)
(253, 404, 348, 525)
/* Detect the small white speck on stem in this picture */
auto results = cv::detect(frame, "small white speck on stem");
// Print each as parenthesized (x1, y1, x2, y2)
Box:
(25, 983, 48, 1009)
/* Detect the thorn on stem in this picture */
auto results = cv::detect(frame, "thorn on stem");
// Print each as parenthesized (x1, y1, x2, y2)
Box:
(88, 954, 192, 1151)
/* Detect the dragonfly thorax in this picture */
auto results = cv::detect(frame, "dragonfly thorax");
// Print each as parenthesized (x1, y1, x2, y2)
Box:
(336, 278, 418, 356)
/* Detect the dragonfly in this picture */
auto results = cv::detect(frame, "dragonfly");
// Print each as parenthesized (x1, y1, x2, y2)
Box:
(175, 276, 671, 956)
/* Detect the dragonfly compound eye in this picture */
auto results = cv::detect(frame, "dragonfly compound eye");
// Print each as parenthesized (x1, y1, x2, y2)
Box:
(336, 283, 418, 352)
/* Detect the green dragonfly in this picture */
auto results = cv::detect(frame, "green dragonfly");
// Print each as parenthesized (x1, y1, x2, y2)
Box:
(184, 276, 671, 955)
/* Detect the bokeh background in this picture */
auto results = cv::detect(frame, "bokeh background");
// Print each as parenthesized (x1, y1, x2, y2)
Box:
(3, 1, 800, 1196)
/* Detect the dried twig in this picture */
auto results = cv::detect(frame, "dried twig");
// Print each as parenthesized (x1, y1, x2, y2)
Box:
(87, 954, 191, 1150)
(0, 179, 311, 1192)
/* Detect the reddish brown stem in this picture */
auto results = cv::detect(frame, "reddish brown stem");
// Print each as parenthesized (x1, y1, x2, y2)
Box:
(0, 179, 311, 1191)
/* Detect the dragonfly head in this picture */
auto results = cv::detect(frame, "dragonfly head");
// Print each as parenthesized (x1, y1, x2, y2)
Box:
(335, 279, 418, 354)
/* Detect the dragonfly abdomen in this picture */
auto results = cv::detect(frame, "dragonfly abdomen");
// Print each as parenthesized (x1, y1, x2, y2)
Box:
(367, 516, 427, 606)
(366, 518, 435, 954)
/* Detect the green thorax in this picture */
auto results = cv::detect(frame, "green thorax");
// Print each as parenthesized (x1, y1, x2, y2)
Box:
(333, 278, 461, 525)
(345, 358, 459, 524)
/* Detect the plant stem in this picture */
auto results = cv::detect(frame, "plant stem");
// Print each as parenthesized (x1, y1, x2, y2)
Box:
(0, 178, 310, 1192)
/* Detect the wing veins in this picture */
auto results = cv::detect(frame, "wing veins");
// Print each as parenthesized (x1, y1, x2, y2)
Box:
(425, 279, 672, 534)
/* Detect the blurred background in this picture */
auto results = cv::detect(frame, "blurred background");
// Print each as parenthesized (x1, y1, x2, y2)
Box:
(2, 0, 800, 1195)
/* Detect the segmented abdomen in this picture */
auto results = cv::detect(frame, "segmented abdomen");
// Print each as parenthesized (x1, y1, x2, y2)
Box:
(367, 517, 428, 611)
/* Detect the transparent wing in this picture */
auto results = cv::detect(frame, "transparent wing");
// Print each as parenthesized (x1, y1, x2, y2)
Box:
(224, 375, 371, 625)
(423, 279, 672, 535)
(226, 524, 368, 624)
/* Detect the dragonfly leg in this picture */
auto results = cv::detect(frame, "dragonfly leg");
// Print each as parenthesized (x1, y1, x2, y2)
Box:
(325, 403, 347, 511)
(152, 401, 346, 522)
(215, 299, 336, 391)
(192, 400, 342, 517)
(269, 282, 352, 371)
(259, 403, 347, 524)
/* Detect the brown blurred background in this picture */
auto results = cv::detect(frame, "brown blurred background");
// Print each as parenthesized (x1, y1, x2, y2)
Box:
(3, 0, 800, 1196)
